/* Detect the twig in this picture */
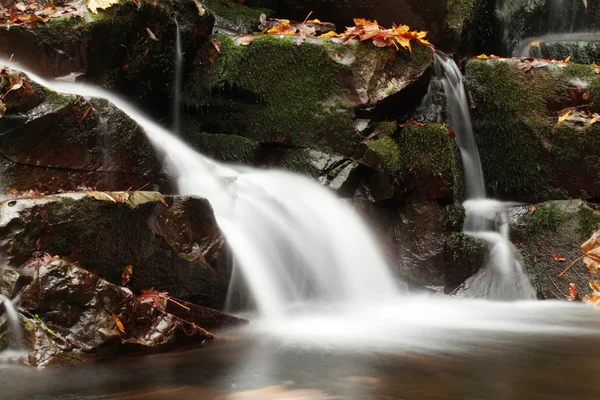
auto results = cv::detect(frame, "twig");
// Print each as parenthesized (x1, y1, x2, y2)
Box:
(559, 255, 585, 277)
(136, 181, 150, 191)
(160, 295, 190, 311)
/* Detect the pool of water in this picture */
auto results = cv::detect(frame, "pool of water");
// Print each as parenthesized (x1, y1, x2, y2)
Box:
(2, 298, 600, 400)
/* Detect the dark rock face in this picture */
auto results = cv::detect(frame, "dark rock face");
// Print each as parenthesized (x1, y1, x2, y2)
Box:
(511, 199, 600, 300)
(465, 59, 600, 202)
(0, 68, 168, 194)
(0, 1, 214, 119)
(0, 192, 231, 309)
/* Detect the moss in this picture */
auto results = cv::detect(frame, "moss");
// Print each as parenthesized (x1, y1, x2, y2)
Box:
(560, 63, 597, 81)
(589, 75, 600, 104)
(187, 34, 358, 152)
(204, 0, 271, 31)
(368, 136, 402, 174)
(521, 201, 564, 236)
(187, 132, 259, 163)
(447, 0, 474, 28)
(578, 203, 600, 238)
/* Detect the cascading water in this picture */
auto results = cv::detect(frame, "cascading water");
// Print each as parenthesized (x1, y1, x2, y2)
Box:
(0, 294, 22, 355)
(434, 52, 536, 300)
(6, 60, 398, 318)
(173, 19, 183, 134)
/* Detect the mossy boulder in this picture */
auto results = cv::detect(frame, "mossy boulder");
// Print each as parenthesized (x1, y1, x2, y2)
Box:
(184, 34, 432, 160)
(0, 192, 230, 309)
(465, 58, 600, 202)
(522, 40, 600, 64)
(510, 199, 600, 299)
(0, 68, 167, 194)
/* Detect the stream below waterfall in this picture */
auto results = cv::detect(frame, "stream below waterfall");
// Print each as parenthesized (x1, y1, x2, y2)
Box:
(2, 298, 600, 399)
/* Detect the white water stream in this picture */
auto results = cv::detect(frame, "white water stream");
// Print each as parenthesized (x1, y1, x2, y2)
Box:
(434, 52, 536, 300)
(0, 294, 22, 355)
(2, 56, 599, 348)
(173, 19, 183, 134)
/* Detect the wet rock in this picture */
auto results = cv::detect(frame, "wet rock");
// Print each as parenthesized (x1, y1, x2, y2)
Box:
(443, 232, 487, 293)
(0, 68, 168, 194)
(0, 267, 29, 299)
(510, 199, 600, 300)
(205, 0, 274, 33)
(17, 258, 213, 367)
(465, 59, 600, 202)
(0, 192, 230, 309)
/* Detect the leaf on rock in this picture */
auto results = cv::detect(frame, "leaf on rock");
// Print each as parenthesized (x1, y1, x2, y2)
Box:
(566, 283, 578, 301)
(318, 31, 341, 39)
(111, 313, 125, 333)
(267, 19, 296, 35)
(87, 0, 119, 14)
(581, 230, 600, 274)
(583, 281, 600, 306)
(553, 253, 566, 262)
(234, 34, 255, 45)
(138, 288, 168, 311)
(0, 101, 5, 119)
(193, 0, 205, 16)
(121, 265, 133, 286)
(146, 27, 159, 41)
(476, 54, 488, 60)
(556, 107, 574, 125)
(565, 55, 572, 63)
(517, 62, 533, 72)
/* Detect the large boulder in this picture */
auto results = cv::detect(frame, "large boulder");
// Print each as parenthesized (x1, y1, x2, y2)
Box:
(510, 199, 600, 300)
(0, 67, 168, 193)
(0, 192, 231, 309)
(465, 58, 600, 202)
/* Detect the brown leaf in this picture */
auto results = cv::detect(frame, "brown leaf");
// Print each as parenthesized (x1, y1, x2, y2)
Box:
(210, 38, 222, 53)
(87, 0, 120, 14)
(146, 27, 159, 41)
(234, 34, 254, 46)
(581, 230, 600, 274)
(121, 264, 133, 286)
(566, 282, 578, 301)
(80, 106, 92, 121)
(138, 287, 169, 311)
(0, 101, 5, 119)
(517, 62, 533, 72)
(529, 204, 537, 214)
(553, 253, 566, 262)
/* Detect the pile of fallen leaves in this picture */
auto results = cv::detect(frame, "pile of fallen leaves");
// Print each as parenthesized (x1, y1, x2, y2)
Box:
(246, 17, 431, 52)
(0, 0, 120, 27)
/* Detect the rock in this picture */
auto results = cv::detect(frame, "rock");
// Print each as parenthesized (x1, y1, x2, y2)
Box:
(494, 0, 600, 56)
(465, 59, 600, 202)
(443, 232, 486, 293)
(278, 0, 474, 52)
(510, 199, 600, 300)
(184, 34, 433, 164)
(17, 258, 214, 367)
(0, 192, 231, 309)
(0, 68, 168, 194)
(204, 0, 274, 33)
(520, 39, 600, 64)
(0, 267, 29, 299)
(0, 1, 214, 119)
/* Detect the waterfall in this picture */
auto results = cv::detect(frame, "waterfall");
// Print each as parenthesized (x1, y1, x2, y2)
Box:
(434, 52, 536, 300)
(8, 62, 398, 318)
(173, 19, 183, 134)
(0, 295, 22, 353)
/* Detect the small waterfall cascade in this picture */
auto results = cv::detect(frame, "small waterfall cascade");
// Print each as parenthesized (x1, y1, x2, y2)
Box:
(0, 294, 23, 354)
(8, 62, 399, 318)
(173, 19, 183, 134)
(434, 52, 536, 300)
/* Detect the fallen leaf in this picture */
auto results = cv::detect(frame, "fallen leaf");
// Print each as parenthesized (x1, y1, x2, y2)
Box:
(583, 92, 590, 101)
(566, 282, 578, 301)
(138, 287, 169, 310)
(80, 106, 92, 121)
(146, 27, 159, 41)
(581, 230, 600, 274)
(111, 313, 125, 333)
(583, 0, 588, 9)
(87, 0, 119, 14)
(529, 204, 537, 214)
(121, 264, 133, 286)
(565, 55, 572, 63)
(193, 0, 205, 16)
(318, 31, 340, 39)
(557, 107, 574, 125)
(234, 34, 254, 45)
(583, 281, 600, 306)
(0, 101, 5, 119)
(517, 62, 533, 72)
(476, 54, 488, 60)
(553, 254, 566, 262)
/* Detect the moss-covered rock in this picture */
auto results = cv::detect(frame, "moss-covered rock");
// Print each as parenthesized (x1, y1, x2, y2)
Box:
(511, 199, 600, 300)
(465, 58, 600, 201)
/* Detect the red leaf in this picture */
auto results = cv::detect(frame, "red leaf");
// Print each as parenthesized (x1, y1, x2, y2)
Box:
(566, 282, 578, 301)
(553, 253, 566, 262)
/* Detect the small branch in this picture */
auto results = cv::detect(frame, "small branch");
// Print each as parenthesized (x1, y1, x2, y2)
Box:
(160, 295, 190, 311)
(559, 255, 585, 277)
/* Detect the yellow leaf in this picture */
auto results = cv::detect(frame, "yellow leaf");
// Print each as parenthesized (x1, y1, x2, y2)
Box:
(112, 313, 125, 333)
(583, 0, 588, 9)
(87, 0, 119, 14)
(121, 265, 133, 286)
(318, 31, 341, 39)
(193, 0, 205, 16)
(556, 107, 574, 125)
(565, 55, 572, 63)
(267, 20, 295, 35)
(476, 54, 488, 60)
